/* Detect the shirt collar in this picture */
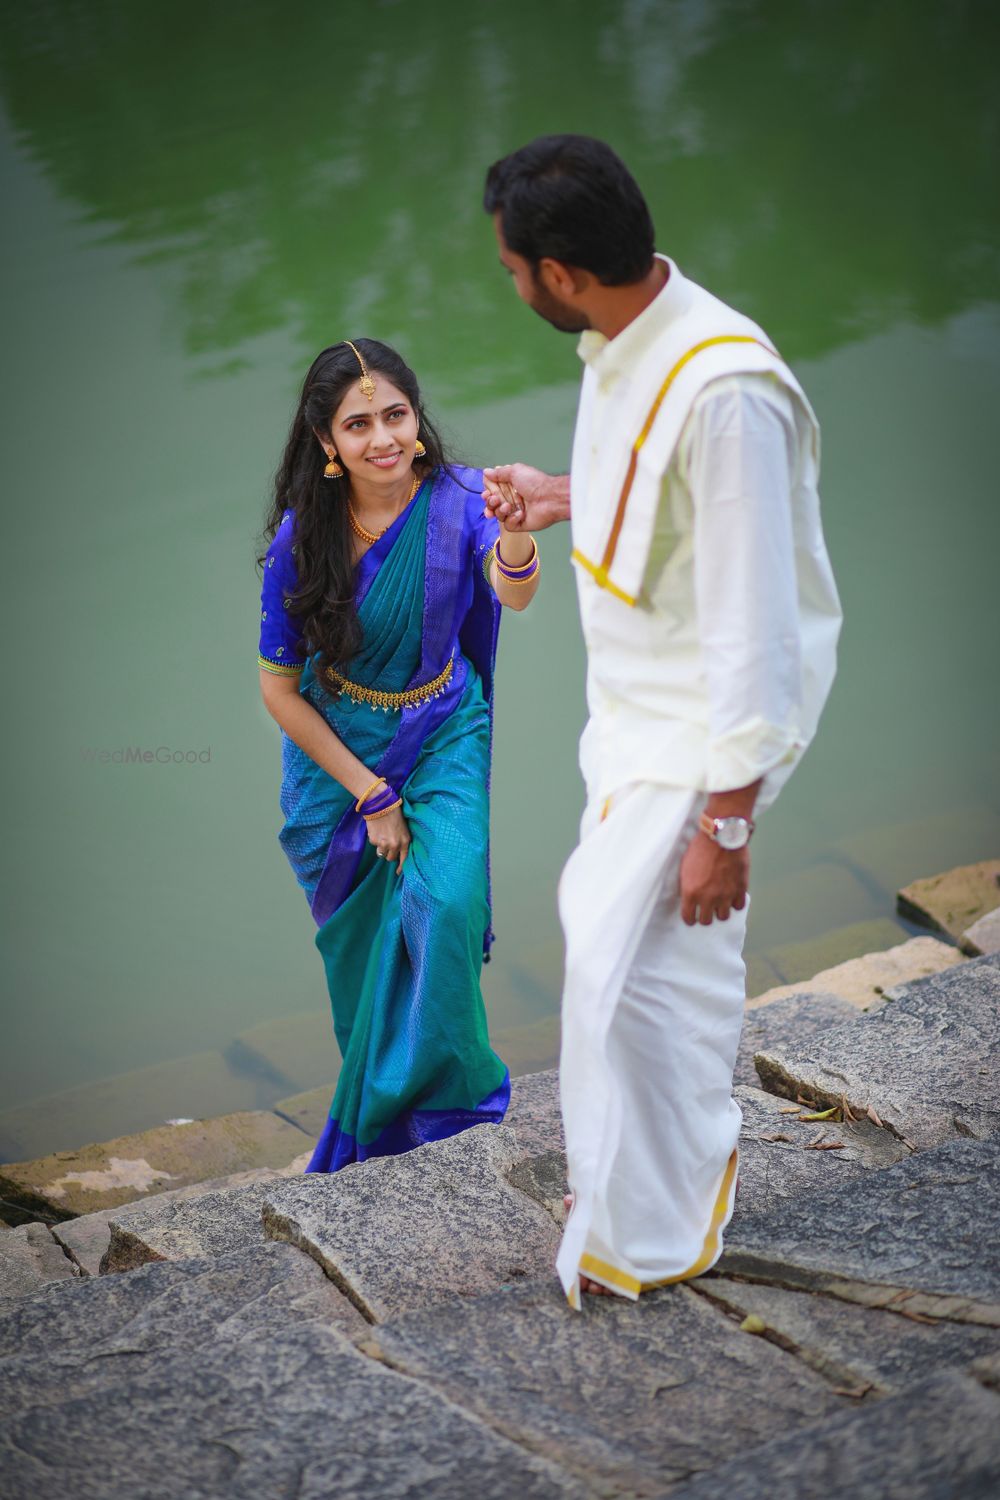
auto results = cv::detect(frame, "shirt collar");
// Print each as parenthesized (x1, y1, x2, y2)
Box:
(576, 254, 689, 375)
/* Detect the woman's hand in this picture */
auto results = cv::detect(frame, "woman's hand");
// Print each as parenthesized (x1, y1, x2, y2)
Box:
(366, 805, 411, 874)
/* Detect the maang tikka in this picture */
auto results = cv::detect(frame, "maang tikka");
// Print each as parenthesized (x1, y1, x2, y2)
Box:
(344, 340, 376, 401)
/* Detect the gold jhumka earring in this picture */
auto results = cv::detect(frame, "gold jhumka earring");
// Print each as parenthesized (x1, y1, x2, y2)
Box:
(323, 452, 344, 479)
(344, 340, 376, 401)
(414, 440, 427, 458)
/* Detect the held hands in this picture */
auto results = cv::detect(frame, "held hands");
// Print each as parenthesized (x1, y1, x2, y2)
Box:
(679, 832, 749, 926)
(482, 463, 569, 532)
(366, 805, 411, 875)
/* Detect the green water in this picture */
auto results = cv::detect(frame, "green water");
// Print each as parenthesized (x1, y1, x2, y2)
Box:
(1, 0, 998, 1153)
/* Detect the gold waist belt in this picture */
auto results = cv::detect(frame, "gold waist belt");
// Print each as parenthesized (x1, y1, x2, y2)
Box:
(326, 654, 454, 711)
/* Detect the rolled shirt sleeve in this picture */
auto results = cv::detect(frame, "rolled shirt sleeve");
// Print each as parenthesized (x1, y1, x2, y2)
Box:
(687, 375, 805, 791)
(258, 509, 308, 674)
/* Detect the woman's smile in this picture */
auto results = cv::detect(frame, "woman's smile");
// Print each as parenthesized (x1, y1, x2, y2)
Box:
(367, 451, 403, 468)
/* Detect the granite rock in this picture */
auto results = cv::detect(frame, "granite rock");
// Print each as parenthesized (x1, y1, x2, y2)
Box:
(746, 935, 963, 1012)
(734, 993, 857, 1087)
(0, 1240, 365, 1364)
(722, 1138, 1000, 1324)
(507, 1150, 569, 1225)
(0, 1108, 311, 1222)
(0, 1312, 579, 1500)
(964, 906, 1000, 957)
(731, 1086, 907, 1226)
(53, 1164, 289, 1277)
(0, 1221, 80, 1300)
(370, 1276, 844, 1497)
(101, 1177, 278, 1273)
(262, 1125, 561, 1321)
(699, 1277, 1000, 1394)
(898, 858, 1000, 944)
(505, 1067, 565, 1157)
(753, 954, 1000, 1149)
(658, 1367, 1000, 1500)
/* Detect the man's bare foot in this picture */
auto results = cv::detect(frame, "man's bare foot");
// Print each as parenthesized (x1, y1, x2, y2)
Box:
(579, 1273, 620, 1297)
(563, 1194, 627, 1298)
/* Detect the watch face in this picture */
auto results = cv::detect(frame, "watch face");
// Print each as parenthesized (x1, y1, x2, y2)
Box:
(716, 817, 750, 850)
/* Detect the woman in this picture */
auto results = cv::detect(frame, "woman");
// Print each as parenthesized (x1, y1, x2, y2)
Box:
(257, 338, 540, 1172)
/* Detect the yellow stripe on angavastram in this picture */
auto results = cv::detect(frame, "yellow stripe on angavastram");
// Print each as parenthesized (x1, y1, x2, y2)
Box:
(573, 334, 779, 606)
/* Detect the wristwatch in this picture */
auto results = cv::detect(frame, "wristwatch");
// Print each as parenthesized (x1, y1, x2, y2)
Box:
(699, 812, 755, 850)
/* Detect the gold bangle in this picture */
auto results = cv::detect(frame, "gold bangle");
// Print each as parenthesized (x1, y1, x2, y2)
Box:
(363, 798, 403, 821)
(355, 776, 388, 812)
(496, 562, 541, 585)
(495, 536, 538, 572)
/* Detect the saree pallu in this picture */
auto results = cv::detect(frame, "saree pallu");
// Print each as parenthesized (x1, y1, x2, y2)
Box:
(275, 467, 509, 1171)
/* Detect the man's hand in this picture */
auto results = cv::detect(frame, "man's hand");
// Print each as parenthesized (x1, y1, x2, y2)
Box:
(483, 463, 570, 531)
(679, 832, 749, 925)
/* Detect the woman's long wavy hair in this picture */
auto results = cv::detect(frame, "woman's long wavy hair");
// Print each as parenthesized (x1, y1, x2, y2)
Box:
(257, 339, 451, 696)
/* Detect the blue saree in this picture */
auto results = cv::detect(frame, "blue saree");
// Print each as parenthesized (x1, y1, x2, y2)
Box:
(257, 465, 510, 1171)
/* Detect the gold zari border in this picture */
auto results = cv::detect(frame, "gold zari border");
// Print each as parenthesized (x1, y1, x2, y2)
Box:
(258, 653, 305, 676)
(573, 1147, 739, 1302)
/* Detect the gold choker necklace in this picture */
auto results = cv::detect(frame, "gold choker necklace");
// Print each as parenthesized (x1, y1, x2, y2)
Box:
(347, 473, 421, 545)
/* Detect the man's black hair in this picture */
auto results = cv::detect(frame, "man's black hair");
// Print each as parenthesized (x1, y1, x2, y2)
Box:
(484, 134, 656, 286)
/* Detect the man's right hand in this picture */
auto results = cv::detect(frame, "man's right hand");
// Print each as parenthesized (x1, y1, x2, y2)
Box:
(483, 464, 571, 531)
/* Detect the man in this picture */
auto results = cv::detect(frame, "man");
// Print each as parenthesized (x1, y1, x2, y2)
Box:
(482, 136, 842, 1308)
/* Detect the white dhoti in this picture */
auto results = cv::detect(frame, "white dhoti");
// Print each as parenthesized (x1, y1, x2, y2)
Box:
(555, 780, 748, 1308)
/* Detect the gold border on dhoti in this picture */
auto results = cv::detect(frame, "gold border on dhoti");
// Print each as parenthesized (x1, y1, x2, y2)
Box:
(570, 1145, 739, 1303)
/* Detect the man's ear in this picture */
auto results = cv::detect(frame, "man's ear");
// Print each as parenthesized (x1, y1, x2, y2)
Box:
(537, 257, 588, 298)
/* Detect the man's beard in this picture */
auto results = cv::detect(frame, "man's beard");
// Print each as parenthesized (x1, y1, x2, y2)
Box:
(528, 276, 590, 334)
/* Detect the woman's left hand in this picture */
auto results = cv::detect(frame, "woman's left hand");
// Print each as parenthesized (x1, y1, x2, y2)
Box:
(367, 804, 411, 875)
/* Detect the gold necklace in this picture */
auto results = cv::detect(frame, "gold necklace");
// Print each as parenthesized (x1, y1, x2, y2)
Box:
(347, 473, 421, 545)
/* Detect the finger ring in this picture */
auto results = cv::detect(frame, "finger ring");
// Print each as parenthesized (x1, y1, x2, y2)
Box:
(376, 847, 387, 858)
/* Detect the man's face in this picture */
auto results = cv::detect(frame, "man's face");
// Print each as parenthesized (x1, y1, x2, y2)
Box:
(493, 213, 590, 334)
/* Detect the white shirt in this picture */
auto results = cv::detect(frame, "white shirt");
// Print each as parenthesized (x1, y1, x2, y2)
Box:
(570, 262, 842, 811)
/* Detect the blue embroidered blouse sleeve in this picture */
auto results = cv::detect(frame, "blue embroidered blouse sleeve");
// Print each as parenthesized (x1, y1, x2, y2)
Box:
(465, 480, 501, 592)
(258, 510, 308, 674)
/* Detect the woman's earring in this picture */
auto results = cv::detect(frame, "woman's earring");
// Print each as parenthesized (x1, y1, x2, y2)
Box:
(324, 453, 344, 479)
(413, 440, 427, 459)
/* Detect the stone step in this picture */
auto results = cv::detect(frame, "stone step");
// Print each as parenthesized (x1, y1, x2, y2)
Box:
(898, 857, 1000, 944)
(0, 1108, 311, 1224)
(0, 1240, 365, 1356)
(732, 1086, 907, 1225)
(0, 1242, 578, 1500)
(367, 1274, 848, 1498)
(964, 906, 1000, 957)
(660, 1362, 1000, 1500)
(759, 916, 912, 986)
(262, 1125, 561, 1323)
(101, 1176, 282, 1274)
(0, 1221, 81, 1300)
(735, 992, 858, 1087)
(698, 1277, 1000, 1396)
(753, 953, 1000, 1149)
(53, 1157, 308, 1278)
(746, 934, 963, 1012)
(722, 1137, 1000, 1325)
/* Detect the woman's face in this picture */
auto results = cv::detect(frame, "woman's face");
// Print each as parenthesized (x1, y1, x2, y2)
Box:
(327, 373, 420, 487)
